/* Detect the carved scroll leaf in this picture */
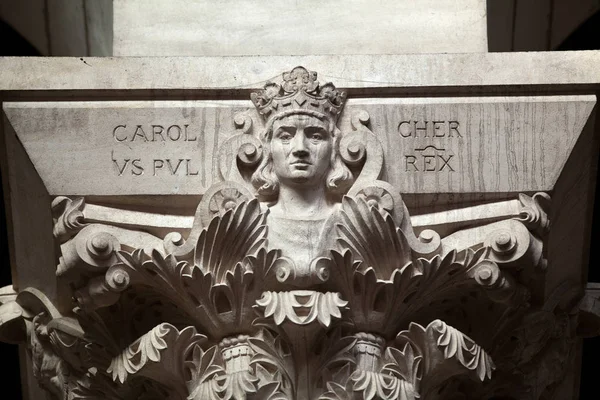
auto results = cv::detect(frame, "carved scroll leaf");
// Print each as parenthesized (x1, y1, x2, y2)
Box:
(516, 192, 551, 236)
(256, 290, 347, 328)
(194, 199, 266, 283)
(319, 338, 420, 400)
(319, 381, 354, 400)
(164, 182, 256, 259)
(221, 370, 259, 400)
(110, 250, 197, 313)
(341, 111, 383, 185)
(396, 320, 495, 396)
(57, 223, 167, 289)
(381, 343, 421, 399)
(248, 329, 296, 399)
(311, 328, 357, 390)
(253, 381, 291, 400)
(185, 248, 281, 336)
(337, 196, 412, 279)
(217, 113, 263, 184)
(108, 323, 205, 398)
(186, 346, 225, 400)
(101, 245, 279, 339)
(52, 196, 86, 243)
(328, 246, 517, 336)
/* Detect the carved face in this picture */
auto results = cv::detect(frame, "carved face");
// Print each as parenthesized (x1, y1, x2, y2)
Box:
(270, 114, 333, 188)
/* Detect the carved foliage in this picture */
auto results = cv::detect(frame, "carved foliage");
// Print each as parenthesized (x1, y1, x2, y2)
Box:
(3, 67, 572, 400)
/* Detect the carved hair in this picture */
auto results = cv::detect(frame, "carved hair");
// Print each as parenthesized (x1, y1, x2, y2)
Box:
(251, 113, 353, 197)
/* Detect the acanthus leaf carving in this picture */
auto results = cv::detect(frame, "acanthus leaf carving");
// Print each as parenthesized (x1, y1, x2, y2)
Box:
(52, 195, 87, 243)
(2, 66, 580, 400)
(394, 320, 495, 397)
(108, 323, 205, 391)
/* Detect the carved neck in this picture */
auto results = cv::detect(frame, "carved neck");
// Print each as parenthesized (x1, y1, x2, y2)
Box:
(271, 184, 332, 219)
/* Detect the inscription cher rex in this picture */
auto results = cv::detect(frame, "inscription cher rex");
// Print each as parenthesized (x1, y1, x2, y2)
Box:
(399, 119, 461, 172)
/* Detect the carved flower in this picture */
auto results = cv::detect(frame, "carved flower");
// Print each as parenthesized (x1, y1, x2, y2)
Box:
(319, 82, 346, 107)
(250, 82, 282, 111)
(356, 187, 394, 213)
(208, 188, 246, 217)
(282, 66, 318, 94)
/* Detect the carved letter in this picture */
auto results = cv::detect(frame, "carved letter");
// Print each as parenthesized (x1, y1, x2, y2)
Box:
(113, 125, 127, 142)
(132, 125, 149, 142)
(184, 125, 197, 141)
(112, 159, 130, 176)
(132, 159, 144, 175)
(423, 154, 436, 171)
(167, 159, 184, 175)
(439, 154, 455, 171)
(111, 151, 130, 176)
(398, 120, 412, 137)
(449, 121, 462, 137)
(186, 159, 199, 176)
(152, 125, 165, 142)
(415, 120, 428, 138)
(167, 125, 182, 141)
(405, 155, 418, 171)
(153, 159, 164, 176)
(433, 121, 446, 137)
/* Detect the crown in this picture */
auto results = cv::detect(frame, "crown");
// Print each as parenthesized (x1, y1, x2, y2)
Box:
(251, 66, 347, 127)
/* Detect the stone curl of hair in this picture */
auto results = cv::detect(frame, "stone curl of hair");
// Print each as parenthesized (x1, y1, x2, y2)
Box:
(251, 111, 353, 198)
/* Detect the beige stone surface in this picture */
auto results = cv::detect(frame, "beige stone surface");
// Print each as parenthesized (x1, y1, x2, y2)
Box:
(4, 96, 594, 197)
(1, 52, 600, 99)
(113, 0, 487, 56)
(0, 60, 598, 400)
(84, 0, 113, 56)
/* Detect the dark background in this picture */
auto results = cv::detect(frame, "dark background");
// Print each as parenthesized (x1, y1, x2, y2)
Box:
(1, 10, 600, 399)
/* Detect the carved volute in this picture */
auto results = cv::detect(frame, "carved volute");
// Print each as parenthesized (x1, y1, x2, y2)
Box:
(0, 66, 594, 400)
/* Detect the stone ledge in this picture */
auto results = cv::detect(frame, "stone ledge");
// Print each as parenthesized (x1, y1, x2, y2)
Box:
(1, 52, 600, 100)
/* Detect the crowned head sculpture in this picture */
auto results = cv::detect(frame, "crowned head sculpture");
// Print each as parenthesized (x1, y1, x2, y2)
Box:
(4, 65, 561, 400)
(250, 67, 353, 207)
(248, 67, 354, 286)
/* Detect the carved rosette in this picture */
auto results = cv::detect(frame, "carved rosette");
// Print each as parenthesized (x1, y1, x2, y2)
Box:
(0, 67, 588, 400)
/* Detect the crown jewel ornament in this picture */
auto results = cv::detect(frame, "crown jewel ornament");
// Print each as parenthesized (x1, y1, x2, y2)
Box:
(251, 66, 347, 127)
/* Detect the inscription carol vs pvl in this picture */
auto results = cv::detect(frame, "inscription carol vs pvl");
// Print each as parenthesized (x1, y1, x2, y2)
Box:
(0, 67, 559, 400)
(111, 123, 201, 176)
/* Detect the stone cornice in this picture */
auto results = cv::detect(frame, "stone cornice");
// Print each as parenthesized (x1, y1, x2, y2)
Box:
(1, 52, 600, 100)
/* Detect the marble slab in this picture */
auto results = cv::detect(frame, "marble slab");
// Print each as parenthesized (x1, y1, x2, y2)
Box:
(4, 96, 595, 197)
(113, 0, 487, 56)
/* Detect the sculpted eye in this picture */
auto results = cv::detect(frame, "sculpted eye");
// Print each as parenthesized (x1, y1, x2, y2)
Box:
(276, 130, 293, 141)
(306, 127, 328, 141)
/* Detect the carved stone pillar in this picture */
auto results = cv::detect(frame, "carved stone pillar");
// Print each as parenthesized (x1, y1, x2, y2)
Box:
(1, 57, 599, 399)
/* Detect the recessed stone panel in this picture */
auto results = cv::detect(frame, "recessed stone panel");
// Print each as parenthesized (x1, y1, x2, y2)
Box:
(4, 96, 595, 197)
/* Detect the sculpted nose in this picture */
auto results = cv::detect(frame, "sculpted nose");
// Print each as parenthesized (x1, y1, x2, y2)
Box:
(291, 132, 309, 155)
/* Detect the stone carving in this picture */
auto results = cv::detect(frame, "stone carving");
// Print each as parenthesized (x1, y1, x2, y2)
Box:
(0, 66, 592, 399)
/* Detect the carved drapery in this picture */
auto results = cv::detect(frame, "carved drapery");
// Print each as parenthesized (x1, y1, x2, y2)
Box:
(0, 67, 590, 400)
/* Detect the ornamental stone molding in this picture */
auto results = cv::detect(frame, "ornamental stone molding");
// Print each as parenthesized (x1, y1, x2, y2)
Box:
(1, 58, 600, 399)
